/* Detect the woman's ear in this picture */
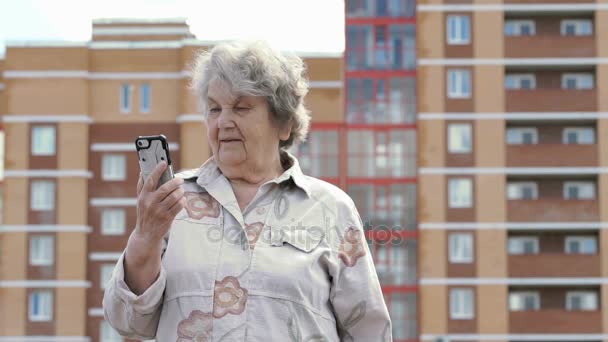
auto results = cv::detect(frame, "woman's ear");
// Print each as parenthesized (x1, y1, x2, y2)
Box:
(279, 122, 292, 141)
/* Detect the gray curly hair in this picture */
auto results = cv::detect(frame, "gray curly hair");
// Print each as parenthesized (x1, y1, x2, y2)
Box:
(190, 40, 311, 149)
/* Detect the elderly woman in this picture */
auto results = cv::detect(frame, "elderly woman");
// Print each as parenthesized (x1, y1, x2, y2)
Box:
(103, 41, 391, 341)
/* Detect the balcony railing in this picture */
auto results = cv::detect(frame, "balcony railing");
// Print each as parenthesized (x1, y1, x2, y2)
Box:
(509, 253, 599, 277)
(505, 35, 595, 58)
(510, 309, 601, 333)
(506, 89, 597, 112)
(507, 144, 597, 167)
(508, 199, 598, 222)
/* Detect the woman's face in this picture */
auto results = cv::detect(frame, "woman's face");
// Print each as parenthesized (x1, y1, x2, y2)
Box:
(206, 80, 289, 171)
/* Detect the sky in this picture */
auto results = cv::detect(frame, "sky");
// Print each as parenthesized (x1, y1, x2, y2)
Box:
(0, 0, 345, 56)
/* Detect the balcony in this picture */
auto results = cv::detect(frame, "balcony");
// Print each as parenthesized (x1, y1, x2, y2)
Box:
(508, 199, 598, 222)
(506, 89, 597, 112)
(509, 253, 599, 277)
(506, 35, 595, 58)
(507, 144, 597, 167)
(510, 309, 601, 333)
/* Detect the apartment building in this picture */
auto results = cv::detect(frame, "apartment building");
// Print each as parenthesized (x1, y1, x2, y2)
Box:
(341, 1, 418, 341)
(0, 19, 342, 341)
(418, 1, 608, 342)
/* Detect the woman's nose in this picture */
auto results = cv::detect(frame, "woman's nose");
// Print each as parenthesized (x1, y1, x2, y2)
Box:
(217, 109, 236, 129)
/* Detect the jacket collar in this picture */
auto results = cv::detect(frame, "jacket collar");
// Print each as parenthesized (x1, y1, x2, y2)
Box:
(193, 151, 312, 198)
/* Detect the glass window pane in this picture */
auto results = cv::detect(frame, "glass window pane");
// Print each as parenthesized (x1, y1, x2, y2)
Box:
(140, 83, 151, 112)
(31, 126, 56, 156)
(101, 208, 126, 235)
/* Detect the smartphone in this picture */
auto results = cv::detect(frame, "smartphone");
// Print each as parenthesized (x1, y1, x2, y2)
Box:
(135, 134, 174, 189)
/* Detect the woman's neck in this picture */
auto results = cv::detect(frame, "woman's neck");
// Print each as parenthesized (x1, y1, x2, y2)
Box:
(220, 155, 285, 211)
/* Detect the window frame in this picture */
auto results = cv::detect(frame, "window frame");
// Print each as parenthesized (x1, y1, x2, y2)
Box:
(100, 208, 127, 236)
(447, 69, 472, 99)
(563, 181, 596, 200)
(505, 74, 537, 90)
(448, 233, 474, 264)
(100, 264, 115, 289)
(507, 181, 539, 200)
(509, 291, 540, 311)
(447, 15, 471, 45)
(29, 235, 54, 266)
(30, 180, 55, 211)
(101, 154, 127, 181)
(508, 236, 540, 255)
(565, 235, 597, 254)
(560, 19, 593, 36)
(561, 73, 594, 90)
(448, 178, 473, 208)
(506, 127, 539, 145)
(504, 20, 536, 36)
(31, 125, 56, 156)
(566, 291, 598, 311)
(140, 83, 151, 113)
(447, 123, 473, 154)
(450, 288, 475, 320)
(29, 290, 53, 322)
(562, 127, 595, 144)
(120, 83, 133, 113)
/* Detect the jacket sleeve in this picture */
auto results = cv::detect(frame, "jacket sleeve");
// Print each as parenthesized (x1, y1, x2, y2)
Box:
(329, 200, 393, 342)
(102, 235, 168, 340)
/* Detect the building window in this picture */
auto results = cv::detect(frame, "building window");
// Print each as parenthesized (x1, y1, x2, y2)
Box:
(101, 208, 126, 235)
(447, 69, 471, 99)
(346, 0, 416, 17)
(509, 291, 540, 311)
(565, 236, 597, 254)
(506, 127, 538, 145)
(566, 291, 598, 311)
(448, 123, 472, 154)
(372, 240, 417, 285)
(563, 181, 595, 200)
(448, 178, 473, 208)
(120, 84, 133, 113)
(349, 184, 417, 230)
(29, 235, 54, 266)
(100, 320, 123, 342)
(450, 288, 474, 319)
(102, 154, 127, 181)
(447, 15, 471, 45)
(30, 180, 55, 211)
(562, 73, 594, 90)
(563, 127, 595, 144)
(449, 233, 474, 264)
(31, 126, 56, 156)
(140, 83, 151, 113)
(29, 291, 53, 322)
(508, 236, 539, 255)
(561, 19, 593, 36)
(505, 20, 536, 36)
(507, 182, 538, 200)
(100, 264, 115, 289)
(346, 24, 416, 71)
(348, 129, 416, 178)
(290, 130, 339, 179)
(347, 77, 416, 124)
(505, 74, 536, 90)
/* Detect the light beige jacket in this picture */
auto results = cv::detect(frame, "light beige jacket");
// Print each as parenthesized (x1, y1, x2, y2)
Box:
(103, 153, 392, 341)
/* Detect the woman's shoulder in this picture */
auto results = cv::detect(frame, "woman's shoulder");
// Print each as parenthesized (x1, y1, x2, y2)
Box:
(303, 176, 356, 212)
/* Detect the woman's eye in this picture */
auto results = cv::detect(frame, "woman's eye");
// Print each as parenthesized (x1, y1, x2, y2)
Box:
(209, 108, 221, 114)
(235, 107, 250, 112)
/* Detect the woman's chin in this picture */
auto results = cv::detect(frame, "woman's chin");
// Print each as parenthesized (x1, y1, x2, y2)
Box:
(217, 152, 246, 166)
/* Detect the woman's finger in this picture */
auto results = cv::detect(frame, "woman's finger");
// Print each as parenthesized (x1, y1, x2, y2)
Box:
(137, 172, 144, 196)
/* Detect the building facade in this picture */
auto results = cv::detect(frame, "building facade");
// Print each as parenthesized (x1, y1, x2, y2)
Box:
(0, 19, 342, 341)
(418, 1, 608, 342)
(341, 1, 418, 341)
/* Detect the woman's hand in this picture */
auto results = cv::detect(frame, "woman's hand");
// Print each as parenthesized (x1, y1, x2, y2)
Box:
(134, 161, 186, 245)
(124, 162, 186, 294)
